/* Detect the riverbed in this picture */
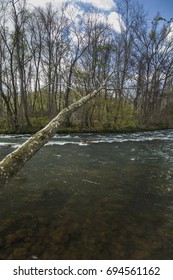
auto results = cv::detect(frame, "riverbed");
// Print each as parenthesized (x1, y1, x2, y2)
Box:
(0, 130, 173, 259)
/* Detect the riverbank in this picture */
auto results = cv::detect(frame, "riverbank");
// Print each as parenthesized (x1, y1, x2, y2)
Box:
(0, 124, 172, 135)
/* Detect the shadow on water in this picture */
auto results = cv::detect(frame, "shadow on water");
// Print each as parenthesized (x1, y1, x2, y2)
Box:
(0, 132, 173, 259)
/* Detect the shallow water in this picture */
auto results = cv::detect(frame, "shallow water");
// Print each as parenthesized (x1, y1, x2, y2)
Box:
(0, 130, 173, 259)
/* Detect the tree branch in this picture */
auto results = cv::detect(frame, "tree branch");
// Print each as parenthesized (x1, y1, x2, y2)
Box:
(0, 83, 104, 187)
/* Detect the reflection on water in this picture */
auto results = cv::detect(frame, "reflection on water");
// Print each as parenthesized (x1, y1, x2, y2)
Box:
(0, 130, 173, 259)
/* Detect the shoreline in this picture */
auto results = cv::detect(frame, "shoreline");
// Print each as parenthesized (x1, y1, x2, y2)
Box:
(0, 125, 172, 135)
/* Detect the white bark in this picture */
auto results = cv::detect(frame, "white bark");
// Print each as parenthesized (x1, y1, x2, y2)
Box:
(0, 85, 104, 187)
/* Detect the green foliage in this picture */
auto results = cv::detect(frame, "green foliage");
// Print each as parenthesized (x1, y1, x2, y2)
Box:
(0, 117, 10, 133)
(31, 116, 50, 128)
(156, 17, 173, 24)
(72, 95, 136, 132)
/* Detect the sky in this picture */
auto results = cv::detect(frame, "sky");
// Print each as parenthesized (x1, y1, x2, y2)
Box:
(137, 0, 173, 20)
(28, 0, 116, 10)
(27, 0, 173, 31)
(27, 0, 121, 32)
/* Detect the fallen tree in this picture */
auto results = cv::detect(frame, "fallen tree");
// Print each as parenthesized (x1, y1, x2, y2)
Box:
(0, 83, 107, 187)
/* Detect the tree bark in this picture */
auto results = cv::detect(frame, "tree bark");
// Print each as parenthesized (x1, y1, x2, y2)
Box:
(0, 85, 104, 187)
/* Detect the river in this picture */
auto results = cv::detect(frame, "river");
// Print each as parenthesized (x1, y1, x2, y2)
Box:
(0, 130, 173, 259)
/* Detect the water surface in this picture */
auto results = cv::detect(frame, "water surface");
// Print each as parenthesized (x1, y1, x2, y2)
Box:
(0, 130, 173, 259)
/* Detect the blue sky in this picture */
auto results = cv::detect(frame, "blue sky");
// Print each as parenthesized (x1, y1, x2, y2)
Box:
(28, 0, 173, 29)
(137, 0, 173, 20)
(28, 0, 173, 19)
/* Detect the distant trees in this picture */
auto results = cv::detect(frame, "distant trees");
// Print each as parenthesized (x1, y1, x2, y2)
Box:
(28, 3, 68, 116)
(0, 0, 32, 128)
(132, 14, 173, 125)
(0, 0, 173, 131)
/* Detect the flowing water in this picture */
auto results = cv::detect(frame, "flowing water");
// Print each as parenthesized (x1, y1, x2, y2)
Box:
(0, 130, 173, 259)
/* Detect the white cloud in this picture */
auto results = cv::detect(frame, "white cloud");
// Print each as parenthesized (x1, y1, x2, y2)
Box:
(65, 2, 83, 18)
(27, 0, 121, 32)
(167, 22, 173, 41)
(86, 11, 122, 33)
(27, 0, 66, 9)
(82, 0, 116, 10)
(108, 11, 122, 33)
(28, 0, 116, 10)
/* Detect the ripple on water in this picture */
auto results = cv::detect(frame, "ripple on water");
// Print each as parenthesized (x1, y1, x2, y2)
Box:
(0, 130, 173, 259)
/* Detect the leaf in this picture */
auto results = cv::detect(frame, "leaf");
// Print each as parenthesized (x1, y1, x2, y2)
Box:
(157, 17, 166, 21)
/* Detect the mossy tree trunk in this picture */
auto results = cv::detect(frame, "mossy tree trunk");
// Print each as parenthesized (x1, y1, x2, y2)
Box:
(0, 85, 105, 187)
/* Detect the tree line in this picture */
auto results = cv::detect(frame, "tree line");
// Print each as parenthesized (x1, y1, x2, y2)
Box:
(0, 0, 173, 132)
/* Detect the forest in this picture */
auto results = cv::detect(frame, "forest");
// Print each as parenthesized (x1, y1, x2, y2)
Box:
(0, 0, 173, 133)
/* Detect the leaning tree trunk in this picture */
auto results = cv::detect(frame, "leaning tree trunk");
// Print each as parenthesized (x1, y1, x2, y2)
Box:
(0, 85, 104, 187)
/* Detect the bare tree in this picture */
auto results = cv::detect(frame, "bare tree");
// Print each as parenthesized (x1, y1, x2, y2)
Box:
(133, 14, 173, 124)
(10, 0, 32, 126)
(71, 13, 114, 128)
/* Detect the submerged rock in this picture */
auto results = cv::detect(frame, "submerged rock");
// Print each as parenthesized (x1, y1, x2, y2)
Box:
(0, 238, 4, 248)
(5, 233, 17, 244)
(50, 228, 69, 243)
(9, 247, 27, 260)
(15, 228, 27, 239)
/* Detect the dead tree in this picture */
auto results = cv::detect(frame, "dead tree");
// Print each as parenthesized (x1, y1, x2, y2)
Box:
(0, 83, 107, 187)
